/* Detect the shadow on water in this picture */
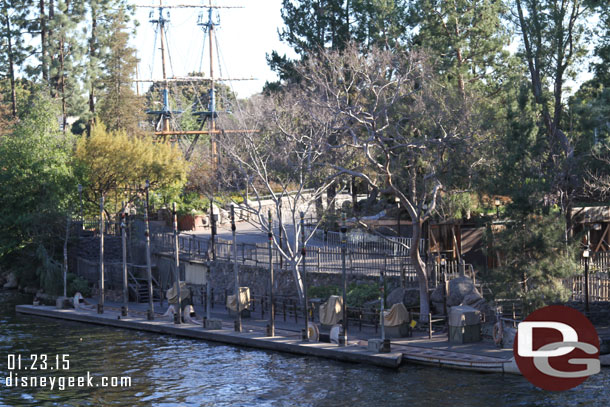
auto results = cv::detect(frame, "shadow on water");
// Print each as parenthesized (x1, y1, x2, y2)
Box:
(1, 290, 608, 407)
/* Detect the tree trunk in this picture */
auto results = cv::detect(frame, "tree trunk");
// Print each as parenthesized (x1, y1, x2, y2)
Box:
(48, 0, 55, 96)
(327, 181, 336, 213)
(2, 7, 16, 116)
(454, 18, 466, 99)
(351, 175, 357, 213)
(411, 218, 430, 322)
(315, 195, 324, 221)
(40, 0, 48, 82)
(290, 259, 304, 302)
(88, 5, 97, 134)
(59, 35, 66, 131)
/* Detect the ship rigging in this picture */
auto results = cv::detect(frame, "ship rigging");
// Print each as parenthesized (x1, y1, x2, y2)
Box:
(136, 0, 256, 162)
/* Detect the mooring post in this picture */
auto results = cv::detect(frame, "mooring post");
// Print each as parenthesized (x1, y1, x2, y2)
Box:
(340, 212, 347, 345)
(173, 202, 182, 324)
(98, 195, 105, 314)
(206, 264, 212, 322)
(210, 200, 216, 261)
(145, 180, 154, 320)
(278, 201, 283, 270)
(63, 214, 69, 299)
(300, 212, 308, 341)
(121, 202, 128, 317)
(231, 205, 242, 332)
(78, 183, 83, 240)
(267, 210, 275, 337)
(380, 270, 385, 342)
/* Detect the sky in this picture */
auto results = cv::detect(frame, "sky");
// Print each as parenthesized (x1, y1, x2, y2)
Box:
(133, 0, 297, 99)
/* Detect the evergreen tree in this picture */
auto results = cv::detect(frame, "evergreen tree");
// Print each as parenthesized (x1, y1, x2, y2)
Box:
(513, 0, 592, 210)
(0, 92, 15, 135)
(46, 0, 87, 130)
(569, 4, 610, 154)
(84, 0, 134, 129)
(409, 0, 509, 99)
(268, 0, 409, 86)
(488, 212, 577, 314)
(0, 0, 33, 116)
(96, 6, 143, 134)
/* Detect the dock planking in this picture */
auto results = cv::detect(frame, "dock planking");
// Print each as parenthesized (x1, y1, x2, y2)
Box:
(16, 304, 528, 374)
(16, 305, 402, 369)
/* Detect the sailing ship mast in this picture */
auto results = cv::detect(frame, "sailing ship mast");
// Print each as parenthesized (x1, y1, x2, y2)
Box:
(137, 0, 256, 161)
(145, 0, 177, 134)
(194, 0, 220, 164)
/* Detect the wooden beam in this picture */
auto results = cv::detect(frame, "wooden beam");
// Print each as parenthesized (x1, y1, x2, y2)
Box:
(154, 129, 258, 136)
(595, 224, 610, 253)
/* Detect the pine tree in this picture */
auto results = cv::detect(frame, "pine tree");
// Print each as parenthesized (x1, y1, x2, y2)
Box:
(268, 0, 409, 86)
(96, 6, 143, 134)
(46, 0, 87, 130)
(84, 0, 133, 129)
(570, 4, 610, 149)
(488, 212, 577, 314)
(512, 0, 594, 238)
(0, 0, 33, 117)
(410, 0, 509, 99)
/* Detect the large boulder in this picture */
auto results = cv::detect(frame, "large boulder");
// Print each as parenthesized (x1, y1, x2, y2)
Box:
(447, 276, 477, 306)
(386, 287, 420, 308)
(430, 275, 490, 316)
(462, 291, 483, 306)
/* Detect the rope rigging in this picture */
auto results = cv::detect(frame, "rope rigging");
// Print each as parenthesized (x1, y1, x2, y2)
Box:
(135, 0, 256, 159)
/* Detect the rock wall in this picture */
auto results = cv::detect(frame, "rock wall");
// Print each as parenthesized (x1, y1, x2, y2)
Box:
(566, 301, 610, 326)
(206, 261, 402, 303)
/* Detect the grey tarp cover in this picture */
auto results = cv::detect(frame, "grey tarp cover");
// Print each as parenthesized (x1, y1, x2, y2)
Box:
(383, 303, 410, 327)
(320, 295, 343, 326)
(226, 287, 250, 312)
(166, 281, 190, 304)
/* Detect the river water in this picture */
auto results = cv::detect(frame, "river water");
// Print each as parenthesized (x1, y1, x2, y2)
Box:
(0, 290, 608, 407)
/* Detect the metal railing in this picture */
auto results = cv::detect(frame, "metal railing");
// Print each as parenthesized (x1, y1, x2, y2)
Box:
(76, 257, 162, 300)
(72, 219, 121, 236)
(304, 225, 426, 255)
(151, 232, 421, 278)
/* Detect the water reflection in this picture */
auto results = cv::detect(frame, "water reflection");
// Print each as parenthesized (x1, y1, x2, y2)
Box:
(1, 291, 608, 406)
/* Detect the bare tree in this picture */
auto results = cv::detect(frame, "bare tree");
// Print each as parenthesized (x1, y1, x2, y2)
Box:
(585, 146, 610, 199)
(220, 91, 344, 302)
(297, 44, 478, 321)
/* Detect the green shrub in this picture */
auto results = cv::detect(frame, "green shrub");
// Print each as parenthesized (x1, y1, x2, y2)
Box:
(308, 282, 381, 308)
(66, 273, 91, 298)
(176, 192, 210, 215)
(347, 282, 380, 308)
(308, 284, 340, 300)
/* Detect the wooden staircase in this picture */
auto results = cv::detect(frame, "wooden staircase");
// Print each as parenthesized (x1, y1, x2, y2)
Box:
(129, 275, 162, 303)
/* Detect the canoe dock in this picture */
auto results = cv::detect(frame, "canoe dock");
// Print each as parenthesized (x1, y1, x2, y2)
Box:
(16, 301, 521, 373)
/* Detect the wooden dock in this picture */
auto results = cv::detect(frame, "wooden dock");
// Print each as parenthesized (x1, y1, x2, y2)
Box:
(16, 304, 522, 374)
(16, 305, 402, 369)
(392, 343, 518, 373)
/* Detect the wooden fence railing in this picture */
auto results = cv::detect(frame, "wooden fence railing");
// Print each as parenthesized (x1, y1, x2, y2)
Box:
(580, 251, 610, 272)
(566, 272, 610, 302)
